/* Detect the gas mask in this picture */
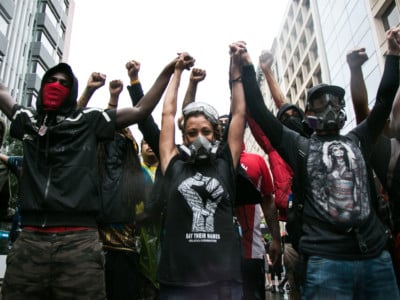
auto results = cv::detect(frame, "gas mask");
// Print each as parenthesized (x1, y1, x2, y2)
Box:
(307, 94, 346, 131)
(180, 135, 220, 163)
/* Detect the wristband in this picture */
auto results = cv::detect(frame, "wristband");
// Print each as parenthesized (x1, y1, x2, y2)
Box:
(130, 79, 140, 85)
(108, 102, 117, 107)
(229, 76, 242, 84)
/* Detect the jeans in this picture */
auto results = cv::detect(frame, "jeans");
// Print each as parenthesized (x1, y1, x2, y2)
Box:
(303, 250, 400, 300)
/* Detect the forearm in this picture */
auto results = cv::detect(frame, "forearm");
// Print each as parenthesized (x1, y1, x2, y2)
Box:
(229, 80, 246, 169)
(127, 83, 144, 106)
(159, 70, 182, 174)
(77, 87, 96, 108)
(263, 68, 286, 109)
(182, 81, 198, 109)
(134, 71, 171, 120)
(116, 69, 172, 129)
(242, 64, 283, 148)
(108, 95, 119, 109)
(367, 55, 400, 138)
(349, 67, 369, 124)
(128, 82, 161, 157)
(261, 196, 281, 242)
(138, 117, 161, 159)
(0, 83, 16, 119)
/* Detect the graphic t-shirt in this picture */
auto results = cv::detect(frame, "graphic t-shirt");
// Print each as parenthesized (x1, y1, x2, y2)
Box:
(157, 143, 241, 286)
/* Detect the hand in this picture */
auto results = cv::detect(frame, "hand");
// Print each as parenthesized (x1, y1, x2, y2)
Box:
(109, 79, 123, 98)
(346, 48, 368, 69)
(387, 26, 400, 56)
(175, 52, 195, 71)
(229, 41, 248, 78)
(87, 72, 106, 90)
(259, 50, 274, 71)
(125, 60, 141, 81)
(190, 68, 206, 83)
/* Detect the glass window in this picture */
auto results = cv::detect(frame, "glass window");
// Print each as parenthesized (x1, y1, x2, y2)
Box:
(348, 0, 367, 35)
(364, 66, 382, 108)
(41, 33, 55, 57)
(383, 2, 400, 31)
(0, 14, 8, 35)
(35, 62, 46, 80)
(45, 5, 59, 29)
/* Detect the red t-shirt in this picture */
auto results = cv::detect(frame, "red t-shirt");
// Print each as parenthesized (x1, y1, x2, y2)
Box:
(235, 151, 274, 259)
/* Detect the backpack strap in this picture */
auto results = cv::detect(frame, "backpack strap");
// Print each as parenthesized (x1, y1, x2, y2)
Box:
(293, 136, 309, 208)
(387, 138, 400, 189)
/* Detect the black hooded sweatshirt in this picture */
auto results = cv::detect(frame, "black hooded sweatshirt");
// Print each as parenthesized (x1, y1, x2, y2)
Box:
(10, 63, 116, 227)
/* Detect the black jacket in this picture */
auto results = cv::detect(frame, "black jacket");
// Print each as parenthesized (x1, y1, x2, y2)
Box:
(10, 63, 116, 227)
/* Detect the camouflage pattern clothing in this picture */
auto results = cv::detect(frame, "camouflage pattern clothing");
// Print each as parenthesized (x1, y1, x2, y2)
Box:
(2, 229, 105, 300)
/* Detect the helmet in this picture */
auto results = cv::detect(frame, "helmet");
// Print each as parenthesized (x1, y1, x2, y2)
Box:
(182, 102, 219, 126)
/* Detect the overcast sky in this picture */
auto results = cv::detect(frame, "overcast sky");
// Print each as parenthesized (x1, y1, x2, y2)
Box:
(68, 0, 289, 141)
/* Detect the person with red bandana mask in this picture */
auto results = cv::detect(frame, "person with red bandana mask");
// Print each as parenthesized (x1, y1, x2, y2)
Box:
(0, 53, 194, 300)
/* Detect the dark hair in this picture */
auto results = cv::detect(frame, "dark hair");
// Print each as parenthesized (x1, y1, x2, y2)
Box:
(97, 131, 144, 212)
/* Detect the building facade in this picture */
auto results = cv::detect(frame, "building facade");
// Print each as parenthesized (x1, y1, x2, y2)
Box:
(0, 0, 75, 107)
(245, 0, 400, 152)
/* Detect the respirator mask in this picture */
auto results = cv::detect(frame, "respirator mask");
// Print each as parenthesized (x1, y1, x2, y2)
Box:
(180, 135, 220, 163)
(307, 94, 346, 131)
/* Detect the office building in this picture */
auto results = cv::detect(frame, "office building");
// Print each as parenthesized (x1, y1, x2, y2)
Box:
(0, 0, 75, 107)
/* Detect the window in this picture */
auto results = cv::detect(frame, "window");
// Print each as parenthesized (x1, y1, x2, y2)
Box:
(35, 62, 46, 80)
(41, 33, 55, 57)
(0, 13, 8, 36)
(383, 2, 400, 31)
(45, 5, 59, 29)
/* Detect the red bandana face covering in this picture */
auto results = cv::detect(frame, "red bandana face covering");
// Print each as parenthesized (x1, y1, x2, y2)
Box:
(41, 82, 70, 111)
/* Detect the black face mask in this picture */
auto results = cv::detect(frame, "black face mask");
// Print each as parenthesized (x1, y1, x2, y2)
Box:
(282, 116, 311, 138)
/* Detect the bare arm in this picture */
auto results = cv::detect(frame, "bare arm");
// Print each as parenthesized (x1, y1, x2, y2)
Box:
(108, 80, 123, 109)
(0, 153, 8, 165)
(0, 83, 17, 120)
(177, 68, 207, 130)
(261, 193, 281, 266)
(228, 42, 247, 170)
(346, 48, 369, 124)
(77, 72, 107, 108)
(259, 50, 287, 109)
(115, 55, 190, 129)
(182, 68, 206, 108)
(159, 53, 195, 174)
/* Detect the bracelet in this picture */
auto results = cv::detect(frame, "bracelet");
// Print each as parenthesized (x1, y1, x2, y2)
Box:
(108, 102, 117, 107)
(130, 79, 140, 85)
(229, 76, 242, 84)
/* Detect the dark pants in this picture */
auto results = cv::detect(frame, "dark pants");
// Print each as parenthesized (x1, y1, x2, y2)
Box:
(105, 250, 141, 300)
(241, 258, 265, 300)
(2, 229, 106, 300)
(160, 281, 243, 300)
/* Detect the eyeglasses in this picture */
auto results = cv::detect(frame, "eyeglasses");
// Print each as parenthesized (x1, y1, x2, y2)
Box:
(308, 94, 343, 113)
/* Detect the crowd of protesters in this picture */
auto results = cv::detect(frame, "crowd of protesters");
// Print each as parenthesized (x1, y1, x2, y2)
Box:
(0, 26, 399, 300)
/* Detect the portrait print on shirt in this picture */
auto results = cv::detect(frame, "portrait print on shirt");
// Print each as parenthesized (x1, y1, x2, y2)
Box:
(307, 138, 370, 226)
(178, 172, 225, 243)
